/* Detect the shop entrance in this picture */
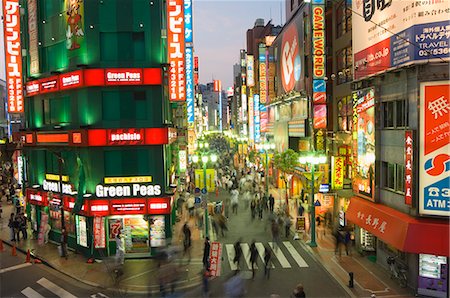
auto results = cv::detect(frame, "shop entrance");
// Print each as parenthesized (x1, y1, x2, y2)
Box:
(108, 215, 150, 254)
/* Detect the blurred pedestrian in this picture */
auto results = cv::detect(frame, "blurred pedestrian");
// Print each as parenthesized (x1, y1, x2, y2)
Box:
(182, 223, 192, 262)
(249, 241, 258, 279)
(284, 214, 292, 238)
(203, 237, 211, 269)
(61, 227, 68, 259)
(115, 230, 125, 265)
(292, 283, 306, 297)
(344, 230, 352, 256)
(233, 239, 243, 270)
(264, 244, 272, 279)
(13, 214, 21, 241)
(269, 194, 275, 213)
(8, 213, 15, 241)
(20, 212, 28, 240)
(271, 219, 280, 251)
(202, 267, 211, 297)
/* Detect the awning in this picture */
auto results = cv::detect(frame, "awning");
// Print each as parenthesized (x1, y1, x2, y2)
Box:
(346, 197, 449, 257)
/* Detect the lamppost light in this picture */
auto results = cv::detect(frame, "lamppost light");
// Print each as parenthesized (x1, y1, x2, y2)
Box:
(192, 155, 199, 163)
(210, 154, 218, 163)
(202, 155, 208, 163)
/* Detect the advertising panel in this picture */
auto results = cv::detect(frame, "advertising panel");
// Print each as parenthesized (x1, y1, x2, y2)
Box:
(65, 0, 85, 52)
(312, 1, 326, 80)
(273, 10, 305, 96)
(60, 70, 83, 90)
(405, 131, 413, 205)
(254, 94, 261, 143)
(352, 88, 376, 201)
(313, 104, 327, 129)
(331, 156, 345, 190)
(105, 68, 142, 85)
(179, 150, 187, 172)
(209, 242, 222, 276)
(93, 217, 105, 249)
(76, 215, 88, 247)
(214, 80, 221, 92)
(3, 0, 24, 113)
(260, 103, 268, 133)
(206, 169, 215, 193)
(110, 199, 147, 215)
(107, 128, 145, 146)
(150, 215, 166, 247)
(248, 92, 254, 141)
(168, 0, 185, 101)
(419, 81, 450, 216)
(184, 0, 193, 43)
(259, 45, 267, 104)
(123, 217, 149, 253)
(186, 47, 195, 124)
(246, 55, 255, 87)
(27, 0, 39, 75)
(352, 0, 450, 80)
(241, 85, 247, 122)
(194, 56, 199, 85)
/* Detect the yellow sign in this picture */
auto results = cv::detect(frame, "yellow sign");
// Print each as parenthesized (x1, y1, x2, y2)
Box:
(194, 169, 215, 192)
(331, 156, 345, 190)
(195, 169, 204, 189)
(104, 176, 152, 184)
(45, 174, 69, 182)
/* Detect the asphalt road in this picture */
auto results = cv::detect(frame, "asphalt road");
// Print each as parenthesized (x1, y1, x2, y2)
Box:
(182, 191, 351, 298)
(0, 249, 117, 298)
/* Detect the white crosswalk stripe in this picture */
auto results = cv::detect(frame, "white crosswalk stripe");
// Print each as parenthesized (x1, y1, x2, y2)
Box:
(37, 278, 78, 298)
(21, 287, 45, 298)
(223, 241, 308, 270)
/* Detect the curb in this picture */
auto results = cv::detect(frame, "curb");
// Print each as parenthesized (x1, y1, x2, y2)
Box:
(1, 238, 202, 295)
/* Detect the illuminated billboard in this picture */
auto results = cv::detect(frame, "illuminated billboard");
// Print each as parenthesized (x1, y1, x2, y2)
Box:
(27, 0, 39, 75)
(184, 0, 193, 43)
(254, 94, 260, 143)
(352, 88, 375, 201)
(246, 55, 254, 87)
(186, 47, 195, 124)
(259, 45, 267, 104)
(3, 0, 24, 113)
(419, 81, 450, 216)
(168, 0, 185, 101)
(352, 0, 450, 80)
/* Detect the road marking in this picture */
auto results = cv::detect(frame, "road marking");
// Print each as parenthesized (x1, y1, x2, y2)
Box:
(0, 262, 32, 274)
(269, 242, 291, 268)
(22, 287, 45, 298)
(240, 243, 255, 269)
(37, 278, 78, 298)
(90, 293, 110, 298)
(225, 244, 237, 271)
(255, 242, 274, 268)
(283, 241, 308, 267)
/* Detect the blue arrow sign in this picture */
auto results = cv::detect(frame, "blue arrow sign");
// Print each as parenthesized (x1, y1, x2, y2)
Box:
(201, 188, 207, 194)
(314, 200, 321, 207)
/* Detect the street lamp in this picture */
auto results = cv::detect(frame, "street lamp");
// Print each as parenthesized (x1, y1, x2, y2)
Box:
(298, 154, 327, 247)
(256, 142, 276, 196)
(192, 151, 217, 238)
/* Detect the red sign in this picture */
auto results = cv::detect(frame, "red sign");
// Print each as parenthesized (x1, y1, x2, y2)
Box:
(148, 198, 171, 214)
(405, 131, 413, 205)
(209, 242, 222, 276)
(105, 68, 143, 85)
(110, 199, 147, 215)
(167, 0, 185, 101)
(64, 196, 88, 214)
(60, 70, 83, 90)
(90, 200, 110, 216)
(94, 217, 106, 249)
(26, 189, 48, 206)
(312, 5, 325, 79)
(281, 22, 299, 92)
(3, 0, 24, 113)
(194, 56, 199, 85)
(354, 38, 390, 80)
(107, 128, 145, 146)
(313, 92, 326, 104)
(40, 76, 59, 94)
(25, 68, 162, 97)
(213, 80, 221, 92)
(313, 104, 327, 129)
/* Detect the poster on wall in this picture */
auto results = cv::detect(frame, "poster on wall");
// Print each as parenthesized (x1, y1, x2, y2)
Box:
(108, 218, 123, 240)
(332, 156, 345, 190)
(93, 217, 105, 249)
(352, 88, 376, 201)
(76, 215, 88, 247)
(352, 0, 450, 80)
(38, 212, 48, 246)
(65, 0, 85, 51)
(124, 217, 149, 253)
(419, 81, 450, 216)
(150, 216, 166, 247)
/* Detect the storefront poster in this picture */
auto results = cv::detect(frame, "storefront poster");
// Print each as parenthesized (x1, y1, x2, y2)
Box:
(209, 242, 222, 277)
(94, 216, 105, 249)
(65, 0, 85, 52)
(296, 216, 305, 232)
(419, 82, 450, 216)
(124, 217, 149, 253)
(76, 215, 88, 247)
(331, 156, 345, 190)
(205, 169, 215, 193)
(352, 88, 376, 201)
(150, 215, 166, 247)
(108, 218, 123, 239)
(38, 212, 48, 245)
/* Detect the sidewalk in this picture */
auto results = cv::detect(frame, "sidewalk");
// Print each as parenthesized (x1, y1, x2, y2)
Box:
(0, 202, 204, 295)
(269, 187, 415, 298)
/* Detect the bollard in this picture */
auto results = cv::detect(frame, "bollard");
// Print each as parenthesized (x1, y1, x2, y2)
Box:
(348, 272, 354, 288)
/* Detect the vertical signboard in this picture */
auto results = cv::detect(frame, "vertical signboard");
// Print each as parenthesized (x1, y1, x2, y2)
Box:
(248, 90, 254, 142)
(194, 56, 199, 85)
(259, 45, 267, 104)
(27, 0, 39, 75)
(404, 131, 413, 205)
(352, 88, 376, 201)
(65, 0, 85, 52)
(94, 216, 106, 249)
(179, 150, 187, 172)
(246, 55, 254, 87)
(260, 103, 268, 133)
(241, 85, 247, 122)
(419, 81, 450, 216)
(254, 94, 260, 143)
(186, 47, 195, 124)
(168, 0, 185, 101)
(213, 80, 221, 92)
(209, 242, 222, 276)
(3, 0, 24, 113)
(184, 0, 193, 43)
(331, 156, 344, 190)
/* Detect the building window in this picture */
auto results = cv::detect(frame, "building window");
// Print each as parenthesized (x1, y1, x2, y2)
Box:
(100, 32, 145, 62)
(382, 161, 405, 193)
(338, 95, 352, 131)
(336, 46, 353, 84)
(336, 0, 352, 38)
(382, 100, 408, 128)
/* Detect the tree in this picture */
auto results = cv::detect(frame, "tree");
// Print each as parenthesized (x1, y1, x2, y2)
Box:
(273, 149, 299, 213)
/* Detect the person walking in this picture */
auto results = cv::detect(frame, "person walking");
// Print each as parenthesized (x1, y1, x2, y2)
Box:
(268, 194, 275, 213)
(284, 214, 292, 238)
(271, 219, 280, 251)
(20, 212, 28, 240)
(292, 283, 306, 297)
(182, 223, 192, 263)
(60, 227, 68, 259)
(115, 230, 125, 266)
(13, 214, 21, 242)
(203, 237, 211, 269)
(8, 213, 15, 241)
(264, 244, 272, 279)
(249, 241, 258, 279)
(44, 222, 51, 244)
(250, 199, 256, 220)
(233, 239, 243, 270)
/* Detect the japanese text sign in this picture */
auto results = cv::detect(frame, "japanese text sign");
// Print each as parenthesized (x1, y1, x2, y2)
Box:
(27, 0, 39, 75)
(331, 156, 345, 190)
(312, 3, 325, 80)
(404, 131, 413, 205)
(184, 0, 193, 43)
(186, 47, 195, 123)
(209, 242, 222, 276)
(167, 0, 186, 101)
(94, 217, 106, 249)
(419, 82, 450, 216)
(3, 0, 24, 113)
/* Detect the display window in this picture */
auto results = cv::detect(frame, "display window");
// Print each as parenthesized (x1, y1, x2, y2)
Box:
(108, 215, 150, 254)
(360, 228, 376, 251)
(49, 206, 75, 235)
(150, 215, 166, 247)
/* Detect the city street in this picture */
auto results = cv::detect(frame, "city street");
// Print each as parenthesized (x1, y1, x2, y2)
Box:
(183, 190, 351, 297)
(0, 248, 115, 297)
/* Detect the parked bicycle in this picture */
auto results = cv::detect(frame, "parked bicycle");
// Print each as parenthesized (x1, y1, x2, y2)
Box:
(387, 255, 407, 287)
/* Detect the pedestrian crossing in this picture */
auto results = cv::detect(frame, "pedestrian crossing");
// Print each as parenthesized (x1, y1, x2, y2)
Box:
(223, 241, 309, 271)
(20, 277, 110, 298)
